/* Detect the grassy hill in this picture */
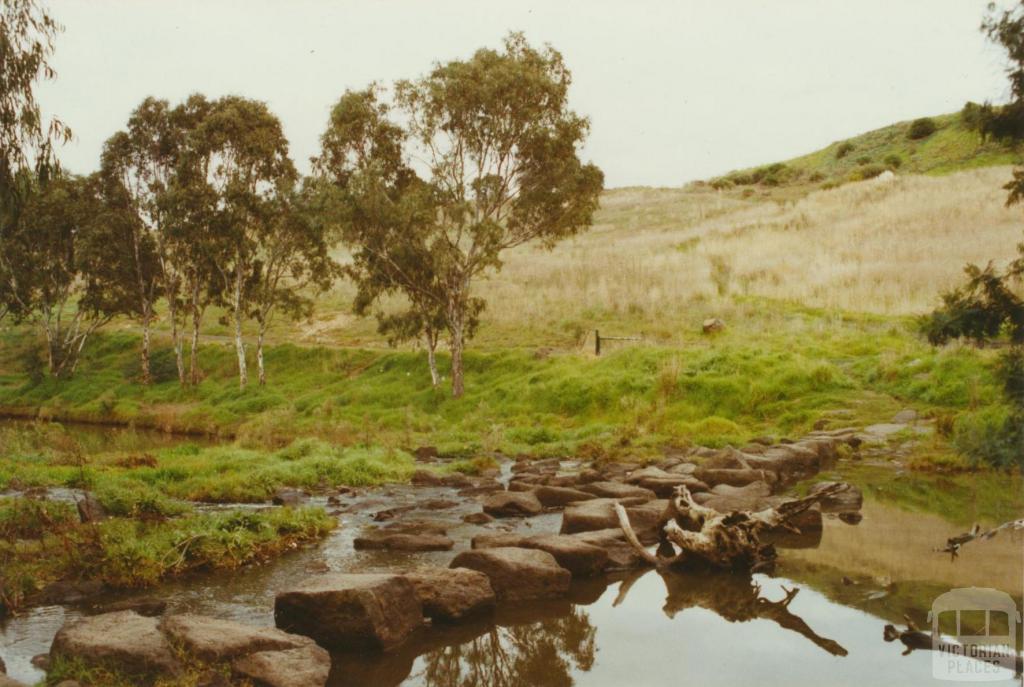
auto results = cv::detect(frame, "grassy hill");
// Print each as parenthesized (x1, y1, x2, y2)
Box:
(706, 110, 1020, 197)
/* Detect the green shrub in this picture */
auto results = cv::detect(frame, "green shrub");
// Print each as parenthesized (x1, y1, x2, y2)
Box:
(884, 154, 903, 169)
(848, 164, 886, 181)
(835, 142, 855, 159)
(907, 117, 937, 140)
(808, 171, 825, 182)
(856, 155, 872, 165)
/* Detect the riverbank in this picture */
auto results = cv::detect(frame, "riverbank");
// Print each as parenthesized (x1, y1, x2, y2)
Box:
(0, 302, 1004, 466)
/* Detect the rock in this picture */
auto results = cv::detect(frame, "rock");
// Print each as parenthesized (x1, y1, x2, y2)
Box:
(403, 568, 495, 622)
(702, 317, 726, 334)
(575, 468, 602, 484)
(839, 511, 863, 525)
(693, 467, 777, 489)
(414, 446, 439, 462)
(272, 488, 305, 507)
(892, 409, 918, 423)
(696, 481, 773, 512)
(809, 481, 863, 512)
(233, 644, 331, 687)
(419, 498, 459, 510)
(99, 597, 167, 617)
(50, 610, 181, 676)
(665, 462, 697, 475)
(160, 614, 316, 661)
(637, 476, 709, 497)
(519, 536, 609, 577)
(579, 481, 655, 500)
(567, 528, 648, 569)
(0, 678, 27, 687)
(450, 547, 571, 601)
(440, 473, 473, 488)
(472, 533, 608, 577)
(372, 505, 415, 521)
(75, 492, 106, 523)
(274, 574, 422, 651)
(353, 533, 454, 551)
(623, 466, 673, 484)
(0, 655, 5, 673)
(410, 469, 443, 486)
(30, 654, 49, 670)
(461, 511, 494, 525)
(481, 491, 543, 518)
(533, 485, 597, 508)
(560, 498, 666, 537)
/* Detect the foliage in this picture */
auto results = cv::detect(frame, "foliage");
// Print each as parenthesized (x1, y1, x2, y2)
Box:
(835, 142, 855, 159)
(0, 0, 70, 189)
(883, 153, 903, 169)
(907, 117, 937, 140)
(317, 33, 604, 397)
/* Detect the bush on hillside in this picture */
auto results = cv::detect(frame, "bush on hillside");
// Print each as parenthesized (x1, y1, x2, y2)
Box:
(835, 142, 855, 159)
(884, 154, 903, 169)
(907, 117, 937, 140)
(848, 164, 885, 181)
(856, 155, 872, 165)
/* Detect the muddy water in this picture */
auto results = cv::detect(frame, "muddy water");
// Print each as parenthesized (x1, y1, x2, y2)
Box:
(1, 425, 1022, 686)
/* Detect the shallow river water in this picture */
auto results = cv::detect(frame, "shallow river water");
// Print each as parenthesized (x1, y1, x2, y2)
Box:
(0, 423, 1022, 686)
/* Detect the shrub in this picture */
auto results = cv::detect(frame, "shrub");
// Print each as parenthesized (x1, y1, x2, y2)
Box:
(856, 155, 872, 165)
(907, 117, 937, 140)
(884, 154, 903, 169)
(848, 164, 885, 181)
(808, 171, 825, 182)
(708, 255, 733, 296)
(835, 142, 855, 159)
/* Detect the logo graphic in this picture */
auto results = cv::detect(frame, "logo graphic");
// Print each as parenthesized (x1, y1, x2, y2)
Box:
(929, 587, 1021, 681)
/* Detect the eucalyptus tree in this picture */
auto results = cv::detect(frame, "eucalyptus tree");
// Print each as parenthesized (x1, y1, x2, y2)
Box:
(99, 98, 189, 385)
(318, 34, 604, 397)
(189, 96, 298, 388)
(0, 0, 71, 189)
(0, 173, 131, 377)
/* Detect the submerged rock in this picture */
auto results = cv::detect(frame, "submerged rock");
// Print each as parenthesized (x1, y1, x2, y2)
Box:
(275, 573, 423, 651)
(450, 547, 571, 601)
(809, 481, 863, 512)
(50, 610, 181, 676)
(353, 532, 454, 552)
(403, 567, 495, 622)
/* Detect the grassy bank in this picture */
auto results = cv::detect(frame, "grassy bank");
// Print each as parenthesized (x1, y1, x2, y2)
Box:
(0, 300, 1005, 463)
(0, 497, 333, 614)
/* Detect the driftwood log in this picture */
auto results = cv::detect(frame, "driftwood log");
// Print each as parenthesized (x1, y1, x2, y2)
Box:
(615, 483, 848, 572)
(937, 519, 1024, 559)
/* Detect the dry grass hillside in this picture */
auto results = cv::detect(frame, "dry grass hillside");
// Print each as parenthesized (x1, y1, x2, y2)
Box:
(480, 166, 1023, 332)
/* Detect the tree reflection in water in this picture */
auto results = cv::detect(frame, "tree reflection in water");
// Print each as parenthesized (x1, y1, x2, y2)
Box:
(416, 608, 596, 687)
(330, 570, 845, 686)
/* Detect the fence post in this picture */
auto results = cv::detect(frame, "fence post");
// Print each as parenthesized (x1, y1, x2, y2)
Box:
(595, 329, 601, 356)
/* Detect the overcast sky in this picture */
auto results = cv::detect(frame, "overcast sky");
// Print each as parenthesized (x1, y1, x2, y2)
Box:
(38, 0, 1014, 188)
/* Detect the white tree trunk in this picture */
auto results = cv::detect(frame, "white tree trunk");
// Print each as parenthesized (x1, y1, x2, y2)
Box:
(169, 298, 185, 386)
(140, 311, 152, 385)
(233, 270, 247, 389)
(256, 323, 267, 386)
(426, 331, 440, 387)
(189, 283, 201, 386)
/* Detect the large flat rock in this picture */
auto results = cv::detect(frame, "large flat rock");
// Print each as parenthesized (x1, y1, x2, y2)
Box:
(50, 610, 181, 676)
(482, 491, 543, 517)
(233, 644, 331, 687)
(472, 534, 609, 577)
(275, 573, 422, 651)
(160, 614, 314, 661)
(579, 481, 656, 500)
(403, 567, 495, 622)
(450, 547, 571, 601)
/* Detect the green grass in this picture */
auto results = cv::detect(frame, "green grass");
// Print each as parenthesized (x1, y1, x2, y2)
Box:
(0, 303, 1002, 460)
(708, 111, 1020, 194)
(0, 499, 333, 614)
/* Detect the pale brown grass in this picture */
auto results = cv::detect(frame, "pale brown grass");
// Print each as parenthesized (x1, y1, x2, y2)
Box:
(481, 167, 1024, 327)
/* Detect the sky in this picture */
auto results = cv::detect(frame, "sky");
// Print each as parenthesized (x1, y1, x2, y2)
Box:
(38, 0, 1016, 188)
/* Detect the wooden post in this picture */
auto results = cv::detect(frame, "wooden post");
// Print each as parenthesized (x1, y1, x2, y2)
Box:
(595, 329, 601, 356)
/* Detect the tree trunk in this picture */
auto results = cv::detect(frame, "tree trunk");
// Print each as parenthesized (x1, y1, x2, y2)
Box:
(169, 298, 185, 386)
(256, 323, 267, 387)
(233, 270, 247, 389)
(449, 314, 464, 398)
(426, 327, 440, 388)
(189, 282, 201, 386)
(140, 311, 152, 385)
